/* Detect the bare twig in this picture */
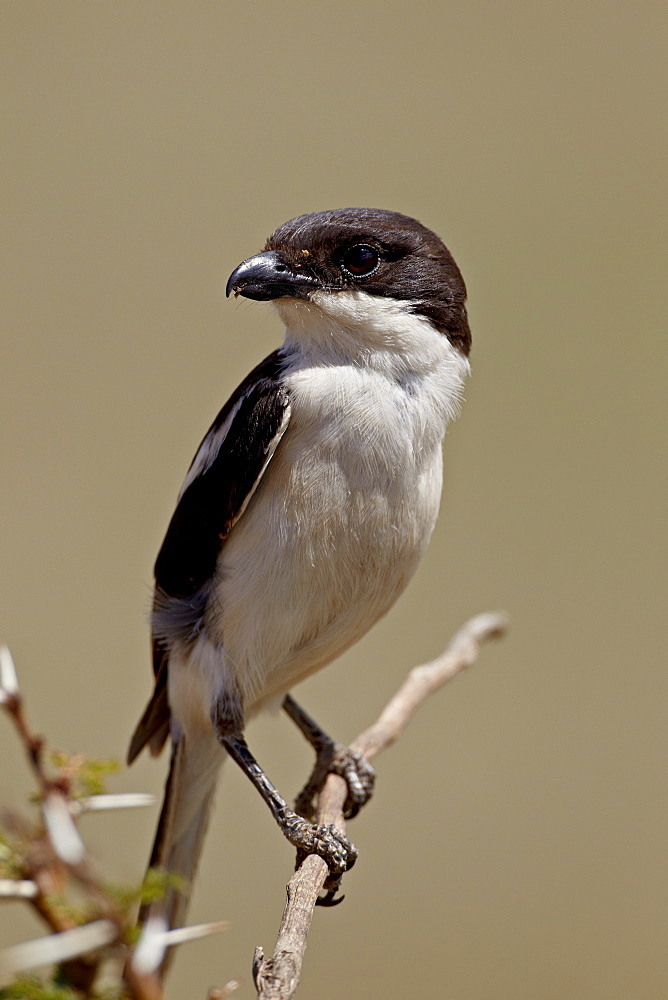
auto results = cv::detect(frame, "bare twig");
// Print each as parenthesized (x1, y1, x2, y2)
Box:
(208, 981, 241, 999)
(252, 611, 509, 1000)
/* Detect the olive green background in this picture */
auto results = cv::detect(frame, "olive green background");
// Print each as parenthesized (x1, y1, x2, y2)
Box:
(2, 3, 665, 998)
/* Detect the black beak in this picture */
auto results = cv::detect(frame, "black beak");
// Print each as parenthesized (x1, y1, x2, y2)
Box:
(225, 251, 320, 301)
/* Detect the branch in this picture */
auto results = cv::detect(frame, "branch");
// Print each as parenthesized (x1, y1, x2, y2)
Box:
(252, 610, 509, 999)
(0, 646, 228, 999)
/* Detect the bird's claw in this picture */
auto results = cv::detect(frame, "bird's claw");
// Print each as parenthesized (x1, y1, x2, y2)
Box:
(283, 814, 358, 875)
(334, 746, 376, 819)
(316, 876, 346, 907)
(294, 743, 376, 821)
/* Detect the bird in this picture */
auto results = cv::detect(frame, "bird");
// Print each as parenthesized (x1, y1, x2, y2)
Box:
(128, 207, 472, 936)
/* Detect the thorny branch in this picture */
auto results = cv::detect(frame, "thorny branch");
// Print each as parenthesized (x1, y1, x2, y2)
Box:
(252, 611, 509, 1000)
(0, 646, 228, 999)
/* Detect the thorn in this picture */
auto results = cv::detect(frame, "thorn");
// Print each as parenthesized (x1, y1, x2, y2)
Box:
(132, 917, 229, 974)
(0, 878, 38, 899)
(131, 916, 168, 975)
(0, 646, 19, 697)
(75, 792, 156, 814)
(0, 920, 116, 980)
(161, 919, 229, 947)
(43, 792, 86, 864)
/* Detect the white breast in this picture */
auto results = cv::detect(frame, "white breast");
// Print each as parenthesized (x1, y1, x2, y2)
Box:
(204, 291, 470, 710)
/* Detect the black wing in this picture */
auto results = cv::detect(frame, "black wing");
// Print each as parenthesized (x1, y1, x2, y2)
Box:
(155, 348, 291, 599)
(128, 348, 291, 764)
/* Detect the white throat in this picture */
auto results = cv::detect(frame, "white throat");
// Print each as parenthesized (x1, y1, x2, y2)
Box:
(275, 288, 470, 414)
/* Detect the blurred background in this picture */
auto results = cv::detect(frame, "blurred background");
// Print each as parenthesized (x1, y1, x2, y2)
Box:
(2, 3, 665, 998)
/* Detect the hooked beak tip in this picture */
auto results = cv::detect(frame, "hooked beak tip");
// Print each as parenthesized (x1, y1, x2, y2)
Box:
(225, 251, 319, 302)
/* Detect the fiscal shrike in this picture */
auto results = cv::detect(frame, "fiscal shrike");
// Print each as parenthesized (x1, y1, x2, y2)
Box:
(128, 208, 472, 934)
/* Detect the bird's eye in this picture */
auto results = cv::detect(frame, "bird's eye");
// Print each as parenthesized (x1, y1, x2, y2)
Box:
(341, 244, 380, 277)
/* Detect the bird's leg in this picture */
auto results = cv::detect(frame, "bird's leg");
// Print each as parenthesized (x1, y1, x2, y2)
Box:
(212, 704, 357, 882)
(282, 694, 376, 822)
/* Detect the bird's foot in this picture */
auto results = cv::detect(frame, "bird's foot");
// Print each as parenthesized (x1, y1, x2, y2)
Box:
(295, 743, 376, 821)
(281, 812, 358, 875)
(333, 745, 376, 819)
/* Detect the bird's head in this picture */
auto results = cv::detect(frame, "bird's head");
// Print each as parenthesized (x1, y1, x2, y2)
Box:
(226, 208, 471, 356)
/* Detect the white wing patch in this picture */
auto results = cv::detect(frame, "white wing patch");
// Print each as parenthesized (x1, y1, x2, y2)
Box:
(230, 404, 292, 528)
(177, 397, 244, 501)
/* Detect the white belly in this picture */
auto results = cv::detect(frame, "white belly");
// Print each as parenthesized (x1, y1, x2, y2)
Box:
(207, 364, 445, 708)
